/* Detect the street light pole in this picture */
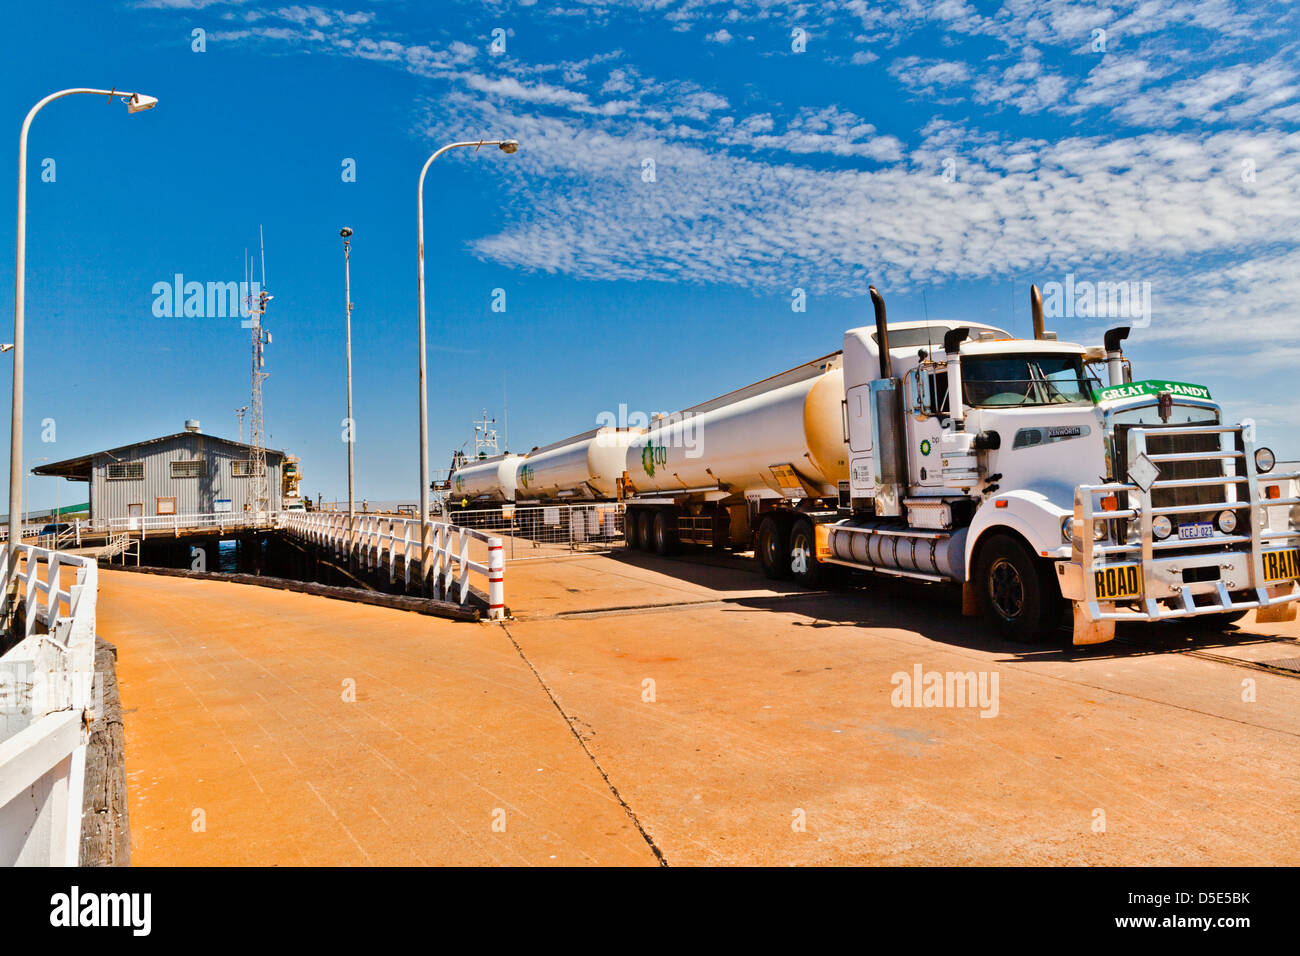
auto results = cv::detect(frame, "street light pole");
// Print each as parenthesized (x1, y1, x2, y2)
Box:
(8, 87, 157, 604)
(340, 227, 355, 563)
(415, 138, 517, 592)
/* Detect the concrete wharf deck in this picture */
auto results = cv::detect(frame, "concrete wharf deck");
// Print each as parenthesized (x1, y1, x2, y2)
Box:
(100, 550, 1300, 866)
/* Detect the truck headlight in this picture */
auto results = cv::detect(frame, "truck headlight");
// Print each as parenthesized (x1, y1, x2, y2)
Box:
(1255, 447, 1276, 473)
(1217, 509, 1238, 533)
(1152, 515, 1172, 539)
(1063, 516, 1106, 542)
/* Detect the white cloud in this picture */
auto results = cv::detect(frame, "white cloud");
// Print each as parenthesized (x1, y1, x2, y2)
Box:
(705, 28, 733, 44)
(888, 56, 973, 99)
(419, 81, 1300, 306)
(1109, 60, 1300, 127)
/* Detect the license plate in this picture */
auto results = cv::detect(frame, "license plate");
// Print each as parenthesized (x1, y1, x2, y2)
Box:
(1263, 548, 1300, 583)
(1095, 563, 1142, 600)
(1177, 521, 1214, 540)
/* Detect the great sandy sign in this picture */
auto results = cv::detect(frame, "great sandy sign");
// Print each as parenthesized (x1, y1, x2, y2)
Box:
(1092, 380, 1213, 404)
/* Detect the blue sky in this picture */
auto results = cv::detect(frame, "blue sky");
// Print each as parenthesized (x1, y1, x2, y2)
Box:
(2, 0, 1298, 509)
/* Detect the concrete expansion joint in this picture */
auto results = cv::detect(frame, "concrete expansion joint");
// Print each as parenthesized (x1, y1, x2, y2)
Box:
(497, 622, 668, 867)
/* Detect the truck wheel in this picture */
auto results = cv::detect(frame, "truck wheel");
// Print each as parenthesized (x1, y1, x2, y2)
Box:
(637, 510, 655, 552)
(974, 534, 1063, 642)
(652, 510, 679, 556)
(757, 515, 791, 580)
(789, 517, 829, 588)
(623, 508, 640, 550)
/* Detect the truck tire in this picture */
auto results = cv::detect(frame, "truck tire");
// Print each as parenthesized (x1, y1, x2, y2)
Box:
(637, 510, 655, 552)
(974, 533, 1064, 643)
(623, 508, 641, 550)
(757, 514, 791, 580)
(652, 510, 680, 556)
(789, 517, 829, 589)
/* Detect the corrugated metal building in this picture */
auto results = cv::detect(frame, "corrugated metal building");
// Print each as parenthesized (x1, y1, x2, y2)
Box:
(34, 421, 286, 523)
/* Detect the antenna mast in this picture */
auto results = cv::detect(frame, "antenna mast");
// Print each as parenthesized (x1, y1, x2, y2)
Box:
(473, 409, 499, 459)
(235, 405, 248, 444)
(244, 227, 274, 516)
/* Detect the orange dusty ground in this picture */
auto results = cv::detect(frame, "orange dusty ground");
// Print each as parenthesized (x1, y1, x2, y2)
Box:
(99, 550, 1300, 866)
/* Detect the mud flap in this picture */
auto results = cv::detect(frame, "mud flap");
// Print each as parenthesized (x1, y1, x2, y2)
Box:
(1256, 601, 1298, 624)
(1072, 603, 1115, 645)
(961, 581, 979, 617)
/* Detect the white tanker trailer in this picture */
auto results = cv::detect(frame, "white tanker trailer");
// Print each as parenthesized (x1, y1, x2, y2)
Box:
(448, 286, 1300, 645)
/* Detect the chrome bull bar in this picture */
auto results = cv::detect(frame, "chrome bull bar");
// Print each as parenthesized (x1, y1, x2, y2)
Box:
(1065, 423, 1300, 643)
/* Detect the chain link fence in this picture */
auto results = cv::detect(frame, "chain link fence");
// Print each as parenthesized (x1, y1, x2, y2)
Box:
(445, 502, 626, 561)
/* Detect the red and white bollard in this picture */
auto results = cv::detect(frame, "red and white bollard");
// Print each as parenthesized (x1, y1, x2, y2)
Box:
(487, 536, 505, 621)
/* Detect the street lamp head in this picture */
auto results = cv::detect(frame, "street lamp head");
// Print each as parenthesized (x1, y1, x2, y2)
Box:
(340, 227, 353, 238)
(124, 93, 159, 114)
(0, 344, 13, 353)
(498, 140, 519, 154)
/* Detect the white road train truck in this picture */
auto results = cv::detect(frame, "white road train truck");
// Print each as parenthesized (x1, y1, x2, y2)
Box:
(449, 287, 1300, 644)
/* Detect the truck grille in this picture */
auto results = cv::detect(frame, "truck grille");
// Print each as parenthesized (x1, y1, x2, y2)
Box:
(1144, 430, 1224, 511)
(1114, 422, 1230, 528)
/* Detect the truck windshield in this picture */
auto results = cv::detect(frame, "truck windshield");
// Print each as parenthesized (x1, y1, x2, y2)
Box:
(963, 354, 1096, 407)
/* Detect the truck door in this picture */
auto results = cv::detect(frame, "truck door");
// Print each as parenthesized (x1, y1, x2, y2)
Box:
(845, 383, 874, 498)
(908, 369, 946, 489)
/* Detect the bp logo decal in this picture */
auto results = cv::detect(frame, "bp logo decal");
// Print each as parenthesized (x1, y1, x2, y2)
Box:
(455, 475, 464, 492)
(920, 439, 932, 456)
(519, 464, 534, 488)
(641, 442, 668, 478)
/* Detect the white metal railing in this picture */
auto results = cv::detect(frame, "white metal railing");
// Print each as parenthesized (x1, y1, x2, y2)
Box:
(0, 544, 99, 866)
(0, 523, 53, 542)
(91, 511, 275, 537)
(3, 512, 277, 545)
(278, 511, 505, 620)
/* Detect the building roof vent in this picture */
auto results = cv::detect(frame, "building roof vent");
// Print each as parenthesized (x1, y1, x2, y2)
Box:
(184, 419, 201, 433)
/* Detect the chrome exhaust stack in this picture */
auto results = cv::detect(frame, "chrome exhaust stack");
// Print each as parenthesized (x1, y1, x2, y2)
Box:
(942, 327, 970, 432)
(869, 285, 892, 378)
(1104, 326, 1130, 386)
(867, 286, 906, 517)
(1030, 284, 1046, 340)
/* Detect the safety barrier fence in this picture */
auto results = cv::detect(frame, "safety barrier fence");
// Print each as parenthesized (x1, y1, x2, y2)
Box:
(0, 545, 99, 866)
(444, 502, 625, 561)
(277, 511, 505, 620)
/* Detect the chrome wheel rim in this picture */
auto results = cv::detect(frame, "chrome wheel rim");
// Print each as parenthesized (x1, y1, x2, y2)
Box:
(790, 531, 810, 575)
(989, 557, 1025, 619)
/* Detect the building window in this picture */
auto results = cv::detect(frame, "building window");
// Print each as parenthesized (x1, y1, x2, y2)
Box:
(106, 462, 143, 480)
(156, 497, 177, 515)
(170, 459, 206, 478)
(231, 459, 265, 477)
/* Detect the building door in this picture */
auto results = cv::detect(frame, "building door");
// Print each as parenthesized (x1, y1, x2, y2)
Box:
(127, 502, 143, 531)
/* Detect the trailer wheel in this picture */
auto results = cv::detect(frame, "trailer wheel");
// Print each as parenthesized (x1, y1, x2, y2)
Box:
(637, 510, 655, 552)
(623, 508, 641, 550)
(757, 515, 791, 580)
(788, 517, 829, 589)
(652, 510, 680, 556)
(974, 534, 1063, 643)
